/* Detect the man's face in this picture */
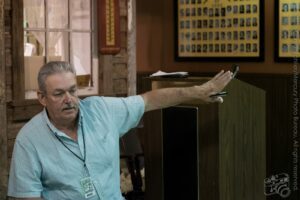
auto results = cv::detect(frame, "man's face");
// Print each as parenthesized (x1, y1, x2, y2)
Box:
(38, 72, 79, 125)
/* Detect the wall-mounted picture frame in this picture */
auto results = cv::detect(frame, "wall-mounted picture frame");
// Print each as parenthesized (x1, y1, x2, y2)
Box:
(175, 0, 264, 62)
(274, 0, 300, 62)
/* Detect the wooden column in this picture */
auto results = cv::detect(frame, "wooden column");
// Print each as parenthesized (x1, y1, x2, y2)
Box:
(127, 0, 136, 96)
(99, 55, 114, 95)
(12, 0, 24, 100)
(0, 0, 8, 199)
(98, 0, 131, 96)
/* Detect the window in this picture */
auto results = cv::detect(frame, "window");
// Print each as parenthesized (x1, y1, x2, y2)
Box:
(23, 0, 98, 99)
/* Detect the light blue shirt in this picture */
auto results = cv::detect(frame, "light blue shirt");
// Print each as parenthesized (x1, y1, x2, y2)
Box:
(8, 95, 145, 200)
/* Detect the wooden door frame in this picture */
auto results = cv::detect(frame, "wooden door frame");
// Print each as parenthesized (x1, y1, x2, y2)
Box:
(127, 0, 137, 96)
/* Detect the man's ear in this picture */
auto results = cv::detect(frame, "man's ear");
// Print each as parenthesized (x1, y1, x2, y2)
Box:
(37, 90, 47, 107)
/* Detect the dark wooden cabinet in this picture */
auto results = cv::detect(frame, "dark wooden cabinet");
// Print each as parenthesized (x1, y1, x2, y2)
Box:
(143, 77, 266, 200)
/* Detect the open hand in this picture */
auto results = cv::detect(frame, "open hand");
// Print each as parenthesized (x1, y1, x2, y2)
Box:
(194, 70, 233, 103)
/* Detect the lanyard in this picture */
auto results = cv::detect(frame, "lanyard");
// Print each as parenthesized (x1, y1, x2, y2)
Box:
(53, 124, 98, 198)
(54, 124, 87, 169)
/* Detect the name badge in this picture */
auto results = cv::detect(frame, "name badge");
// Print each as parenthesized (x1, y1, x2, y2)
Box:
(80, 177, 97, 198)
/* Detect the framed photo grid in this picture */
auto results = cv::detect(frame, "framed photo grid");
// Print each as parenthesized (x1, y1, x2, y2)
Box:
(175, 0, 264, 61)
(275, 0, 300, 62)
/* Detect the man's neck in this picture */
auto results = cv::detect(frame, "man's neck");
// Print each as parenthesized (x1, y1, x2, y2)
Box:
(45, 108, 79, 141)
(51, 118, 79, 141)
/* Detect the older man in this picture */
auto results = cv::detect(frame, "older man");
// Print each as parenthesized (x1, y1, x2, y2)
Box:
(8, 61, 232, 200)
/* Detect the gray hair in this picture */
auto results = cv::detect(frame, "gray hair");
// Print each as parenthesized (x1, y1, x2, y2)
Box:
(38, 61, 76, 93)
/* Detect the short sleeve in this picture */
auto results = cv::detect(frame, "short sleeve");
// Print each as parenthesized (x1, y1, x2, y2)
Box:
(101, 95, 145, 136)
(8, 137, 43, 198)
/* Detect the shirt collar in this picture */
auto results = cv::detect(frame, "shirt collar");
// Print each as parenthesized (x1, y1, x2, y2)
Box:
(42, 103, 83, 138)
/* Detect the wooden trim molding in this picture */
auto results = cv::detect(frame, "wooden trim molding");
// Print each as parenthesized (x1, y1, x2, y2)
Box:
(127, 0, 136, 95)
(98, 0, 121, 55)
(8, 100, 42, 122)
(0, 0, 8, 198)
(12, 0, 24, 100)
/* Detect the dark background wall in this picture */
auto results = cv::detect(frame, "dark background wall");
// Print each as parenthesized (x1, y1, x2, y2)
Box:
(136, 0, 294, 74)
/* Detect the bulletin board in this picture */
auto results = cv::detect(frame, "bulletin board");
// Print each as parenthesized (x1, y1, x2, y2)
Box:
(275, 0, 300, 62)
(175, 0, 264, 61)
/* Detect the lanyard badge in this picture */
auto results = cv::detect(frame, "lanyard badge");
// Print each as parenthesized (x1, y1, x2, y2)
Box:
(80, 176, 97, 198)
(54, 122, 97, 198)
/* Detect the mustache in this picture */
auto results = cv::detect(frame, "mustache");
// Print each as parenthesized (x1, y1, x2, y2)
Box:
(62, 104, 78, 111)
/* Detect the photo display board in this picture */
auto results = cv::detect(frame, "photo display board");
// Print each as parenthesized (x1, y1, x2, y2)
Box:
(175, 0, 264, 61)
(275, 0, 300, 61)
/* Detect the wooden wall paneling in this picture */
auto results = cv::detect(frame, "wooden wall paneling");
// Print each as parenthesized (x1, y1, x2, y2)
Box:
(0, 102, 7, 200)
(4, 4, 12, 198)
(136, 0, 164, 73)
(98, 0, 130, 96)
(7, 139, 14, 160)
(127, 0, 136, 96)
(99, 55, 114, 95)
(7, 120, 26, 140)
(12, 0, 24, 100)
(113, 78, 127, 94)
(9, 100, 43, 122)
(112, 22, 128, 94)
(4, 20, 12, 102)
(4, 23, 12, 104)
(0, 0, 8, 199)
(5, 63, 12, 102)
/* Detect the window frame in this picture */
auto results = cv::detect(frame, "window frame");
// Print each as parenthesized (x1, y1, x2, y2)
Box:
(11, 0, 100, 120)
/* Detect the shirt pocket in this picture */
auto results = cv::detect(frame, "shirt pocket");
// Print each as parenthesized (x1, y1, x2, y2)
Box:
(87, 131, 118, 171)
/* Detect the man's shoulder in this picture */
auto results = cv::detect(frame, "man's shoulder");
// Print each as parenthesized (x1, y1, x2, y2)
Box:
(80, 96, 103, 108)
(81, 95, 142, 104)
(80, 96, 116, 107)
(81, 95, 102, 102)
(17, 111, 46, 140)
(80, 95, 144, 112)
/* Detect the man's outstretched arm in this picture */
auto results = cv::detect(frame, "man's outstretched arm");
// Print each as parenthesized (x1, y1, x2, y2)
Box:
(141, 70, 232, 112)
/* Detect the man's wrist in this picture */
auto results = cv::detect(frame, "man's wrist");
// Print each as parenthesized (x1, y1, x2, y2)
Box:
(190, 85, 207, 101)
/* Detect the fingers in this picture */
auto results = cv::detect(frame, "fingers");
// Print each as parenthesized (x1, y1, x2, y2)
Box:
(211, 70, 224, 81)
(218, 71, 233, 84)
(217, 97, 224, 103)
(202, 70, 233, 104)
(211, 96, 224, 103)
(212, 70, 233, 82)
(209, 70, 233, 98)
(219, 70, 232, 80)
